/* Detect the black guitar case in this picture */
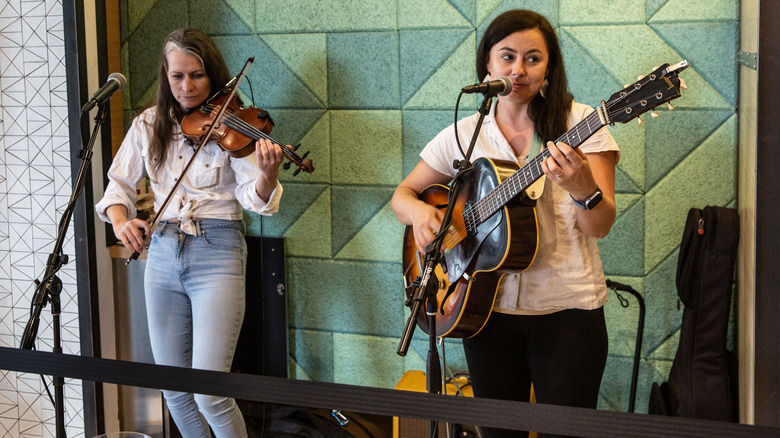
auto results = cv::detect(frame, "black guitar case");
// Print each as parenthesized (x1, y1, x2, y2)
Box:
(649, 206, 739, 421)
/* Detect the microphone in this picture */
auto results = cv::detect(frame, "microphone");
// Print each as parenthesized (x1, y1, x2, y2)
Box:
(81, 72, 127, 112)
(461, 76, 512, 96)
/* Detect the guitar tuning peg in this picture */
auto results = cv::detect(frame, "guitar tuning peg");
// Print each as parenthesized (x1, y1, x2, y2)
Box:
(637, 75, 645, 80)
(679, 78, 688, 90)
(624, 84, 630, 88)
(637, 117, 643, 125)
(651, 110, 660, 118)
(668, 102, 674, 111)
(653, 66, 659, 70)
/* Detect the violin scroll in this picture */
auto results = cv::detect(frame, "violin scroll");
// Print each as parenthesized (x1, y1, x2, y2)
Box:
(282, 143, 314, 176)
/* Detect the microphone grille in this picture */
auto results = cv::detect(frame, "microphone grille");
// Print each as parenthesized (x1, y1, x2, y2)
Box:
(497, 76, 512, 96)
(108, 72, 127, 91)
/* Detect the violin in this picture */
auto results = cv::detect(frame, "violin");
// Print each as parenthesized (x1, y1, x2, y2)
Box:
(181, 90, 314, 176)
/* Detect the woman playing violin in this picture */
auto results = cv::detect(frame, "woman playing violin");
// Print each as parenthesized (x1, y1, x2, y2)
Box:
(96, 28, 286, 438)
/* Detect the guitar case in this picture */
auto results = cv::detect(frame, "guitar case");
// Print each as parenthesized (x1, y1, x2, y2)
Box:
(649, 206, 739, 421)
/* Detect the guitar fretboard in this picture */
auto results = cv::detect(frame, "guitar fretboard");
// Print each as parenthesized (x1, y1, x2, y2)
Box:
(469, 109, 605, 225)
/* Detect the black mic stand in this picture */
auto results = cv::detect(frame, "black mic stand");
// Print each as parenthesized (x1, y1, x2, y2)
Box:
(397, 92, 495, 438)
(19, 103, 108, 438)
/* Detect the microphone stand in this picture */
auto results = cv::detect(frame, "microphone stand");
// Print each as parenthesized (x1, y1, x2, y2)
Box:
(19, 102, 108, 438)
(397, 92, 495, 438)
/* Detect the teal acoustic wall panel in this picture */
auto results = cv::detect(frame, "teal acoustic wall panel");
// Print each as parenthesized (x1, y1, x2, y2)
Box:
(119, 0, 739, 414)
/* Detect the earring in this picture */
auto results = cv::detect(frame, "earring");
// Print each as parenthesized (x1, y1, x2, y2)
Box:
(539, 78, 549, 98)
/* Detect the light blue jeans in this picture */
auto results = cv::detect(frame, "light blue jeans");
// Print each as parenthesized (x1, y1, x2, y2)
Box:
(144, 219, 248, 438)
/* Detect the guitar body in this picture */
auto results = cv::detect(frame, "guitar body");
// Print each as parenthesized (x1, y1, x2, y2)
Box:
(402, 157, 539, 338)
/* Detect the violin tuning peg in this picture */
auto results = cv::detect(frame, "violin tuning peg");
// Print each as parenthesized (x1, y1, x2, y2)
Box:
(283, 162, 291, 170)
(667, 102, 674, 111)
(293, 167, 302, 176)
(679, 78, 688, 90)
(650, 110, 660, 118)
(293, 143, 301, 151)
(301, 151, 310, 159)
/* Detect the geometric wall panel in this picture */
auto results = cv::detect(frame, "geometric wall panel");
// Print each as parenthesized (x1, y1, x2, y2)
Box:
(398, 0, 471, 29)
(190, 0, 254, 35)
(399, 29, 472, 105)
(561, 0, 645, 25)
(331, 186, 395, 256)
(644, 115, 737, 273)
(257, 0, 397, 33)
(403, 32, 476, 109)
(651, 0, 738, 21)
(214, 35, 324, 109)
(646, 109, 734, 188)
(650, 22, 738, 105)
(327, 32, 400, 109)
(283, 188, 332, 258)
(331, 110, 402, 185)
(261, 33, 328, 104)
(334, 201, 403, 262)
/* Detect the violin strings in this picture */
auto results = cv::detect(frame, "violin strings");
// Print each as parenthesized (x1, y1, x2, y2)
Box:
(203, 105, 299, 161)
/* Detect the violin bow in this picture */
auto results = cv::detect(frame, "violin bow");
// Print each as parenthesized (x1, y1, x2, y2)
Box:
(126, 57, 255, 264)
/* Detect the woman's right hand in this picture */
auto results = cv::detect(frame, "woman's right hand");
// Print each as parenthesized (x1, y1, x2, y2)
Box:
(409, 203, 445, 255)
(106, 205, 150, 254)
(391, 160, 452, 255)
(113, 218, 151, 254)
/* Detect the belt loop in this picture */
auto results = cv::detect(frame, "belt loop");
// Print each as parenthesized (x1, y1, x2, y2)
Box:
(196, 220, 201, 236)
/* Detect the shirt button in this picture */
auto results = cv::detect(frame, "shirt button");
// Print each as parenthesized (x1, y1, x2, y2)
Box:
(179, 155, 183, 159)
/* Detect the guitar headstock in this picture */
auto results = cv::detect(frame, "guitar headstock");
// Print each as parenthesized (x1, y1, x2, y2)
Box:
(605, 60, 689, 125)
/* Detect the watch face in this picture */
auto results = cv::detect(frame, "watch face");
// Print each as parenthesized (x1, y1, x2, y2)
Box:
(585, 190, 603, 209)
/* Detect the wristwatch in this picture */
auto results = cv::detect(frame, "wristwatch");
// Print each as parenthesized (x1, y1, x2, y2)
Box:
(571, 186, 603, 210)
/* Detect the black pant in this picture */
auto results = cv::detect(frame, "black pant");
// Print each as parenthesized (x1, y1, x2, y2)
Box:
(462, 308, 608, 438)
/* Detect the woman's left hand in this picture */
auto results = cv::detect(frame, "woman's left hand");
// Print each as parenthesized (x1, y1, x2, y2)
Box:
(254, 138, 285, 202)
(541, 141, 598, 200)
(255, 138, 284, 179)
(542, 141, 617, 238)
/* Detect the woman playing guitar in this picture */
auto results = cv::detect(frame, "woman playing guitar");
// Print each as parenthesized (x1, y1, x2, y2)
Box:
(391, 10, 619, 438)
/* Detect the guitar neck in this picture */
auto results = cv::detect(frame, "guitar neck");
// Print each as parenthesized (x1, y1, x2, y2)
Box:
(473, 109, 606, 223)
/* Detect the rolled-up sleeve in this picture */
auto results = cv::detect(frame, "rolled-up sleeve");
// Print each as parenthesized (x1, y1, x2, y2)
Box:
(95, 115, 149, 222)
(231, 152, 283, 216)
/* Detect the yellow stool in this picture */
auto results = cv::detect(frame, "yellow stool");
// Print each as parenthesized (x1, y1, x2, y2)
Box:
(393, 370, 537, 437)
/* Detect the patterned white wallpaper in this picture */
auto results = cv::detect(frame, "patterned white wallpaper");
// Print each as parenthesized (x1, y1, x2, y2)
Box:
(1, 0, 85, 436)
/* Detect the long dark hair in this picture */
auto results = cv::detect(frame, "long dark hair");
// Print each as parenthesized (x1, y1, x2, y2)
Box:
(476, 10, 573, 143)
(146, 28, 231, 170)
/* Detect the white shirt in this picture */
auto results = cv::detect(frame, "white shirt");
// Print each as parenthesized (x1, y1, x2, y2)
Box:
(96, 107, 283, 229)
(420, 100, 619, 313)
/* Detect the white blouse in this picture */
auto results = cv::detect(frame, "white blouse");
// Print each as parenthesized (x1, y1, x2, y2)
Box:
(96, 107, 283, 232)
